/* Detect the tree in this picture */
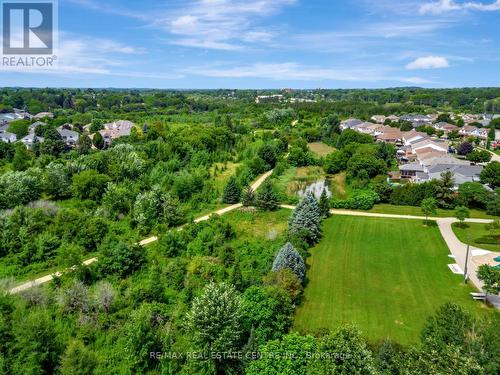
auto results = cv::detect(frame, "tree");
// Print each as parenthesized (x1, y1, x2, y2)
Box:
(421, 197, 437, 224)
(92, 131, 105, 150)
(477, 265, 500, 296)
(222, 176, 241, 204)
(43, 163, 71, 199)
(77, 134, 92, 154)
(97, 242, 146, 278)
(255, 181, 278, 211)
(11, 143, 31, 171)
(324, 150, 348, 174)
(466, 149, 492, 163)
(454, 206, 470, 227)
(458, 182, 488, 209)
(480, 161, 500, 188)
(247, 333, 316, 375)
(272, 242, 306, 281)
(7, 119, 29, 138)
(321, 114, 341, 138)
(421, 303, 473, 348)
(71, 170, 111, 201)
(187, 283, 243, 365)
(258, 144, 278, 168)
(59, 340, 98, 375)
(457, 142, 474, 156)
(307, 326, 376, 375)
(318, 188, 330, 218)
(347, 152, 387, 178)
(242, 187, 255, 207)
(241, 286, 293, 345)
(435, 171, 455, 208)
(288, 192, 322, 244)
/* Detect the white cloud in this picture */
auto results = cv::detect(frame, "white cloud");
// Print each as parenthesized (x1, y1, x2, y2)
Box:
(184, 62, 431, 84)
(405, 56, 450, 69)
(419, 0, 500, 14)
(152, 0, 296, 50)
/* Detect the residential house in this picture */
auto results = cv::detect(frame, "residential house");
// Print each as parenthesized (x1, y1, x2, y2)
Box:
(0, 112, 23, 125)
(340, 118, 364, 130)
(370, 115, 386, 124)
(411, 139, 448, 154)
(400, 114, 433, 128)
(375, 126, 403, 143)
(387, 115, 400, 122)
(29, 121, 46, 134)
(434, 122, 458, 133)
(21, 134, 44, 149)
(98, 120, 136, 145)
(57, 127, 80, 146)
(402, 130, 429, 146)
(459, 126, 488, 139)
(0, 130, 17, 143)
(34, 112, 54, 120)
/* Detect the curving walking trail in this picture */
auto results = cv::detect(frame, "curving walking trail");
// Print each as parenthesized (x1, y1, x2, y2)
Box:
(8, 170, 274, 294)
(9, 169, 499, 308)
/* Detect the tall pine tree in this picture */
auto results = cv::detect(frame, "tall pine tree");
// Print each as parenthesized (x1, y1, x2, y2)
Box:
(319, 188, 330, 218)
(256, 181, 278, 211)
(222, 176, 242, 204)
(289, 192, 322, 244)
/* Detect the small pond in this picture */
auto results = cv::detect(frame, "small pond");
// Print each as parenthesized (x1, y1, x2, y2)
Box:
(292, 179, 333, 199)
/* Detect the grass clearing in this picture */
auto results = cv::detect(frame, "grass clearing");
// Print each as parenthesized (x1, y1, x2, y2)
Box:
(210, 162, 240, 194)
(308, 142, 335, 157)
(369, 204, 495, 219)
(224, 208, 290, 241)
(294, 215, 493, 344)
(452, 222, 500, 252)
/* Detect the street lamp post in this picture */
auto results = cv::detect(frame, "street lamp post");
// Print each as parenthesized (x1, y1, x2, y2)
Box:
(464, 232, 471, 284)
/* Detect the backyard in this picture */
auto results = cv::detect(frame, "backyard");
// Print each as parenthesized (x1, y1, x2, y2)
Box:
(294, 215, 492, 344)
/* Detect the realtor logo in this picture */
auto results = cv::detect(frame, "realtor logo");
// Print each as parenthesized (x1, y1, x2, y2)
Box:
(2, 0, 54, 55)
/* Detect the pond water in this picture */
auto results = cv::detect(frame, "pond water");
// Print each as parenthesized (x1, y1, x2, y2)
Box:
(293, 179, 333, 199)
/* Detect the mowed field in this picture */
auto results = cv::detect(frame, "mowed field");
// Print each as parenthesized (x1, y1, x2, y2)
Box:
(294, 215, 491, 344)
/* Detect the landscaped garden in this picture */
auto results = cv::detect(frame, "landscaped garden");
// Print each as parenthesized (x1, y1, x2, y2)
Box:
(294, 215, 492, 344)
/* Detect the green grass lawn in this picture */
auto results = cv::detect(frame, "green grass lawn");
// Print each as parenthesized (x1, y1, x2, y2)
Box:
(308, 142, 336, 157)
(369, 204, 495, 220)
(294, 215, 493, 344)
(452, 222, 500, 252)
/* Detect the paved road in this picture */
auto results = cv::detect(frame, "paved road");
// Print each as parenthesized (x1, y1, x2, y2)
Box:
(8, 170, 274, 294)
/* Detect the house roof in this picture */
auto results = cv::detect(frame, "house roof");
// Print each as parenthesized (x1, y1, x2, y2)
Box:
(400, 163, 425, 172)
(341, 119, 364, 128)
(57, 128, 79, 139)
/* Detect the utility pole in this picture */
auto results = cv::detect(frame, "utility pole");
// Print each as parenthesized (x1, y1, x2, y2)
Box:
(464, 232, 471, 284)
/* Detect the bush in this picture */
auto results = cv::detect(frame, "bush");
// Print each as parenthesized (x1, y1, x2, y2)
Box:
(331, 190, 379, 210)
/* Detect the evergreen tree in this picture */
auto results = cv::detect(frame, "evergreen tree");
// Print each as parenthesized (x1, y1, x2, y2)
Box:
(256, 181, 278, 211)
(76, 134, 92, 155)
(272, 242, 306, 281)
(318, 189, 330, 218)
(242, 187, 255, 207)
(222, 176, 241, 204)
(289, 192, 322, 244)
(92, 132, 105, 150)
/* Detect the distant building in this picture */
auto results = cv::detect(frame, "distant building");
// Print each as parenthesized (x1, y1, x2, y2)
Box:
(57, 127, 80, 146)
(255, 95, 284, 104)
(34, 112, 54, 120)
(99, 120, 136, 146)
(21, 134, 44, 149)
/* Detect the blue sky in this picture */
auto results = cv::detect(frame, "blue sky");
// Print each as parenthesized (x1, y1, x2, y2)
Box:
(1, 0, 500, 88)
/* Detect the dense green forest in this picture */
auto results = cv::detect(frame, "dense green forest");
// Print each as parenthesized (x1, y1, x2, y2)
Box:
(0, 88, 499, 374)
